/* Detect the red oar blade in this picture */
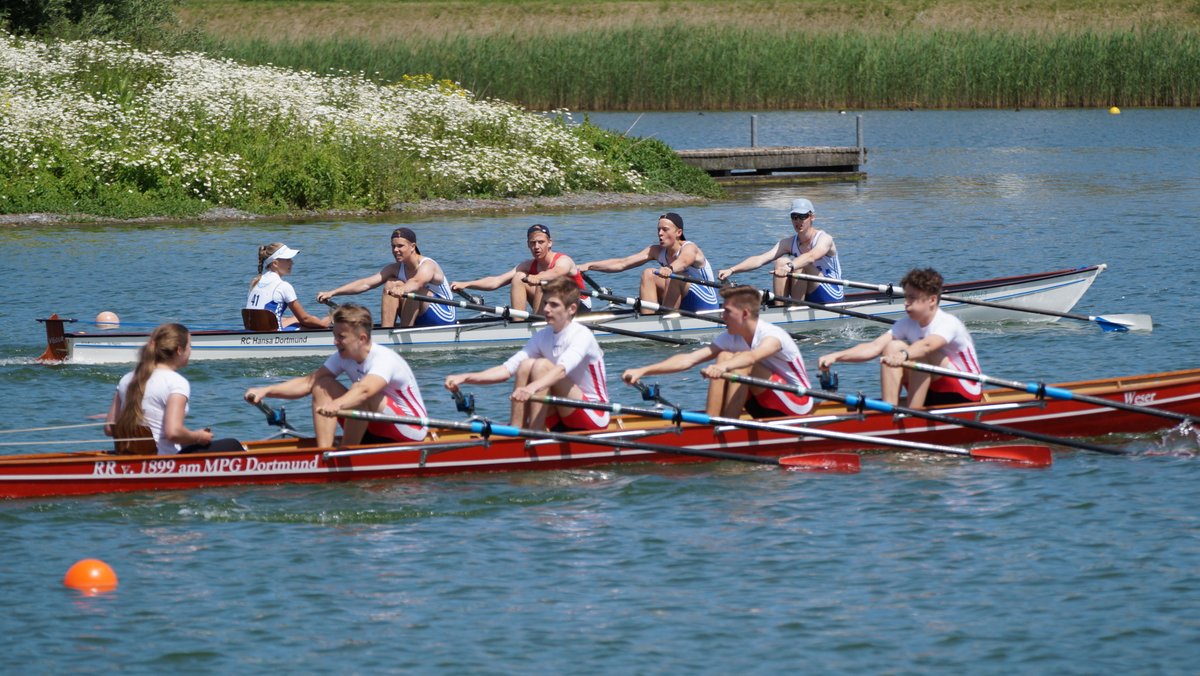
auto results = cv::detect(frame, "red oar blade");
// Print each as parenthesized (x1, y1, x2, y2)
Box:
(779, 452, 861, 473)
(970, 444, 1054, 467)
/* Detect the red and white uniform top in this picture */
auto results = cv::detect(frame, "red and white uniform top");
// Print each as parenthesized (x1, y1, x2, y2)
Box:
(503, 321, 610, 424)
(527, 252, 591, 309)
(889, 308, 983, 397)
(712, 319, 812, 389)
(322, 342, 429, 433)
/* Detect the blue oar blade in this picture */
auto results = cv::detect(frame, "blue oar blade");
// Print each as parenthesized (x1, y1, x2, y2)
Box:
(1095, 313, 1152, 333)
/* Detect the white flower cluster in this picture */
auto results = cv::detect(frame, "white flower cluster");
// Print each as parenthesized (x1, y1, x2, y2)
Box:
(0, 33, 644, 207)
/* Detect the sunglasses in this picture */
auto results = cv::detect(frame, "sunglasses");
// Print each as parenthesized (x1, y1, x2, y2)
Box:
(790, 212, 812, 220)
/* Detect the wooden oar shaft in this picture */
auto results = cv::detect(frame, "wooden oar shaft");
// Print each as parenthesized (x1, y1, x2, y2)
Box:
(903, 361, 1199, 425)
(725, 372, 1125, 455)
(537, 396, 1015, 459)
(338, 410, 802, 466)
(403, 293, 695, 346)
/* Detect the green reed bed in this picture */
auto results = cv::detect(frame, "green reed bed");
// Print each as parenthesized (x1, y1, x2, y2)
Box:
(0, 34, 717, 219)
(210, 25, 1200, 110)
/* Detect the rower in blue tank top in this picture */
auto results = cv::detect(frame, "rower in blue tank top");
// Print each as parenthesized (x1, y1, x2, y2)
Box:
(578, 212, 720, 314)
(718, 197, 844, 304)
(317, 227, 457, 328)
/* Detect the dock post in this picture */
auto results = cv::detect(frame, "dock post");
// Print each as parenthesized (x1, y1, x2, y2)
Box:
(751, 114, 758, 148)
(856, 115, 864, 166)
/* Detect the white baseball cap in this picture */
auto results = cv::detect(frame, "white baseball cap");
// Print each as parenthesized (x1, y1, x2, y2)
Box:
(264, 244, 300, 267)
(789, 198, 815, 215)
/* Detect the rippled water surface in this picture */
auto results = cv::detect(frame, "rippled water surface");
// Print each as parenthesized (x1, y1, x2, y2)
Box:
(2, 110, 1199, 673)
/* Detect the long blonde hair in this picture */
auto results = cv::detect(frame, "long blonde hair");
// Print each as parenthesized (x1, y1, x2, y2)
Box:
(115, 323, 189, 439)
(250, 242, 286, 289)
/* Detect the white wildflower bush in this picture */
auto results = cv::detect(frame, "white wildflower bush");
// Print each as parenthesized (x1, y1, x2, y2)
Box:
(0, 33, 651, 217)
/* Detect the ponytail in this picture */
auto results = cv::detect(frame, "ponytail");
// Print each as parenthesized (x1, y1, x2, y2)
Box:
(115, 323, 189, 439)
(250, 242, 285, 289)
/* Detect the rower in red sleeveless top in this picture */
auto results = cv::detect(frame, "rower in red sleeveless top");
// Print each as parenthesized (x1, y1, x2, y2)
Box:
(451, 223, 590, 317)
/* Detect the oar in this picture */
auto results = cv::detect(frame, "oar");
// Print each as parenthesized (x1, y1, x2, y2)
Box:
(454, 287, 486, 306)
(723, 372, 1123, 456)
(583, 288, 726, 324)
(537, 395, 1051, 467)
(902, 361, 1199, 426)
(785, 270, 1152, 333)
(336, 410, 860, 472)
(402, 292, 697, 346)
(664, 272, 896, 326)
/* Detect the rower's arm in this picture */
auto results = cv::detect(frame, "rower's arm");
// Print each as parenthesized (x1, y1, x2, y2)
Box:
(317, 265, 391, 302)
(445, 364, 512, 391)
(245, 367, 326, 403)
(702, 337, 782, 376)
(718, 241, 788, 279)
(819, 332, 891, 369)
(288, 299, 332, 328)
(622, 345, 720, 384)
(453, 269, 516, 292)
(579, 247, 652, 273)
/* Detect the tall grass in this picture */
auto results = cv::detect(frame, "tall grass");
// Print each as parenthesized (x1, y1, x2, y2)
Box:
(209, 25, 1200, 109)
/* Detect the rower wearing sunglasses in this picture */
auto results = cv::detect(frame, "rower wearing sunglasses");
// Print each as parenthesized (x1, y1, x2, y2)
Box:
(717, 198, 843, 304)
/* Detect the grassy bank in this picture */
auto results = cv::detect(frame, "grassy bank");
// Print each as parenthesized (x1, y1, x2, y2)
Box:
(185, 1, 1200, 110)
(0, 33, 719, 219)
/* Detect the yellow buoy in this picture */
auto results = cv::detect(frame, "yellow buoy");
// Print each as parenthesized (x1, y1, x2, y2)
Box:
(1109, 106, 1121, 115)
(63, 558, 119, 595)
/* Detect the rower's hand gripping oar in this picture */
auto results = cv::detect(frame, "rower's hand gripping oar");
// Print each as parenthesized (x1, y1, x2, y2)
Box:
(578, 272, 725, 324)
(901, 361, 1199, 426)
(538, 392, 1050, 467)
(402, 292, 698, 346)
(248, 398, 302, 438)
(454, 287, 486, 307)
(723, 371, 1118, 456)
(784, 270, 1152, 333)
(336, 410, 860, 472)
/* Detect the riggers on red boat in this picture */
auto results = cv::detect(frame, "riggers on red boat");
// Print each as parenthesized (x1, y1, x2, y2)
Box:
(2, 367, 1199, 499)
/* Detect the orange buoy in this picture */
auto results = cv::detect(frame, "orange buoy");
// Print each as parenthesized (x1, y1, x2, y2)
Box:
(63, 558, 118, 594)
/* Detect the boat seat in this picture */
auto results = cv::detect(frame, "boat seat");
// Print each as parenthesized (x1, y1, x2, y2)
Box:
(242, 308, 279, 332)
(114, 425, 157, 455)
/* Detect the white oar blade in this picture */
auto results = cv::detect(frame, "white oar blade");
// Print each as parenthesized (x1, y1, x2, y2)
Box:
(1096, 314, 1153, 333)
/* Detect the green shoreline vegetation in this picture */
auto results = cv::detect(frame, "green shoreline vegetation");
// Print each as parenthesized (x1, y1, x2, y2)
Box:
(3, 0, 1199, 220)
(0, 1, 719, 219)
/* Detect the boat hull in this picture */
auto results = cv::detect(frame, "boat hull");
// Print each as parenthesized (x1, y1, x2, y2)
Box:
(3, 365, 1196, 499)
(43, 265, 1106, 364)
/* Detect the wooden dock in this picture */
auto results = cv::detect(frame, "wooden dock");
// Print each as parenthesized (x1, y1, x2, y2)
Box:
(676, 114, 867, 184)
(676, 146, 866, 184)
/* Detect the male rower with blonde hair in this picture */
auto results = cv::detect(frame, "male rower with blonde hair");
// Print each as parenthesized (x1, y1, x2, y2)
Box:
(622, 285, 814, 418)
(244, 303, 429, 447)
(444, 277, 610, 431)
(817, 267, 982, 409)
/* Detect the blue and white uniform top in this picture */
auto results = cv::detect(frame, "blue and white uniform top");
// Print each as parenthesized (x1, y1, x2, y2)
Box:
(655, 241, 720, 312)
(397, 257, 457, 325)
(246, 271, 297, 329)
(790, 232, 844, 303)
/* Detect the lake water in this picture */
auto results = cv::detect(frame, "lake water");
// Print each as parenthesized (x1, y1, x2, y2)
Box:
(2, 109, 1199, 673)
